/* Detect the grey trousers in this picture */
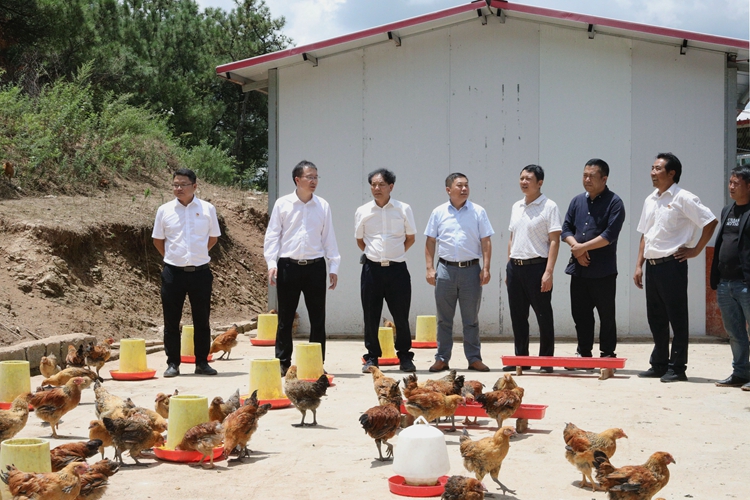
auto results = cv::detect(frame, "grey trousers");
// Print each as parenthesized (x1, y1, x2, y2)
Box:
(434, 261, 483, 364)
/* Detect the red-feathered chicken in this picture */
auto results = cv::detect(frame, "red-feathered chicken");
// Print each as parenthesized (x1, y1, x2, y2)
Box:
(85, 338, 114, 377)
(359, 382, 402, 461)
(284, 366, 330, 427)
(176, 421, 224, 469)
(0, 392, 32, 442)
(594, 450, 675, 500)
(404, 392, 464, 432)
(460, 426, 516, 495)
(65, 344, 88, 368)
(76, 459, 120, 500)
(1, 462, 89, 500)
(50, 440, 102, 472)
(29, 377, 87, 438)
(564, 422, 628, 491)
(222, 390, 272, 461)
(475, 386, 524, 429)
(441, 475, 487, 500)
(209, 325, 240, 360)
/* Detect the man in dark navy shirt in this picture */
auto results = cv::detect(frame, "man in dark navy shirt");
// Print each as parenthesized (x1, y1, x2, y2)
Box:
(710, 165, 750, 390)
(561, 159, 625, 359)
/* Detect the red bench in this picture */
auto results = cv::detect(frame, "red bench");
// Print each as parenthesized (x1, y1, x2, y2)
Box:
(501, 355, 627, 380)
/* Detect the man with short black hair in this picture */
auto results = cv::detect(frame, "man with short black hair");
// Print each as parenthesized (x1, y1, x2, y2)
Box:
(356, 168, 417, 373)
(710, 165, 750, 390)
(153, 168, 221, 377)
(634, 152, 717, 383)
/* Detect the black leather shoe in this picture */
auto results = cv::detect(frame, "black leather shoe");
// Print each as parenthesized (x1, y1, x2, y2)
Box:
(163, 364, 179, 378)
(539, 366, 553, 374)
(638, 367, 667, 378)
(195, 362, 217, 376)
(399, 359, 417, 372)
(714, 374, 750, 387)
(502, 365, 531, 372)
(362, 358, 378, 374)
(660, 370, 687, 383)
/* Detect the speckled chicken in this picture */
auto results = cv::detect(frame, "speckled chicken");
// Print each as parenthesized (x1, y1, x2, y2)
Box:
(94, 381, 133, 419)
(29, 377, 87, 438)
(209, 388, 241, 422)
(422, 370, 465, 396)
(123, 406, 168, 433)
(40, 354, 62, 379)
(594, 450, 675, 500)
(461, 380, 485, 425)
(404, 392, 464, 432)
(0, 392, 32, 442)
(176, 421, 224, 468)
(284, 365, 330, 427)
(43, 367, 102, 387)
(360, 382, 402, 461)
(1, 462, 89, 500)
(222, 390, 272, 461)
(564, 423, 628, 491)
(368, 365, 400, 403)
(85, 339, 114, 377)
(475, 386, 524, 429)
(209, 325, 240, 360)
(50, 440, 102, 472)
(102, 417, 164, 466)
(441, 475, 487, 500)
(460, 426, 516, 495)
(76, 459, 120, 500)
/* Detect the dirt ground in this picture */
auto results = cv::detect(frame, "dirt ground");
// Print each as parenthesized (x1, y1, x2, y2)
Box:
(7, 338, 749, 500)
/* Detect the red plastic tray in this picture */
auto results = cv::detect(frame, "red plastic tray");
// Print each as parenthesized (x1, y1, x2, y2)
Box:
(109, 369, 156, 381)
(179, 354, 213, 364)
(250, 338, 275, 346)
(301, 374, 335, 386)
(0, 402, 33, 411)
(239, 395, 292, 409)
(501, 355, 626, 369)
(153, 446, 224, 463)
(412, 341, 437, 349)
(400, 401, 547, 420)
(388, 475, 448, 497)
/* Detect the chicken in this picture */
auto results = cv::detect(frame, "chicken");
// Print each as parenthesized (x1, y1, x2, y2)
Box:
(209, 325, 239, 360)
(43, 367, 102, 387)
(460, 426, 517, 495)
(209, 388, 241, 423)
(441, 475, 487, 500)
(422, 370, 465, 396)
(284, 365, 330, 427)
(564, 423, 628, 491)
(461, 380, 485, 425)
(0, 392, 33, 442)
(1, 462, 89, 500)
(50, 440, 102, 472)
(102, 417, 164, 466)
(88, 420, 114, 460)
(29, 377, 87, 438)
(123, 406, 168, 433)
(404, 392, 464, 432)
(222, 390, 272, 461)
(66, 344, 88, 368)
(93, 381, 133, 419)
(85, 339, 114, 377)
(3, 161, 14, 181)
(176, 421, 224, 469)
(76, 459, 120, 500)
(359, 382, 402, 461)
(594, 450, 675, 500)
(368, 365, 400, 403)
(492, 373, 518, 392)
(154, 389, 178, 419)
(475, 386, 524, 429)
(40, 354, 62, 379)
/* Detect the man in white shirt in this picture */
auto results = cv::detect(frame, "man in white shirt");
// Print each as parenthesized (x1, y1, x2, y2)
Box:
(355, 169, 417, 373)
(506, 165, 561, 373)
(264, 160, 341, 376)
(633, 152, 717, 382)
(425, 173, 494, 372)
(152, 168, 221, 378)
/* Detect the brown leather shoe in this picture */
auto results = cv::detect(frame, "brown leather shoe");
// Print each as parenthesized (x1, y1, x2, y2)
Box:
(468, 360, 490, 372)
(429, 360, 450, 372)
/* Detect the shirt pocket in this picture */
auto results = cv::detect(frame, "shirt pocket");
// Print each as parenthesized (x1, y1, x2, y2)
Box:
(192, 213, 210, 237)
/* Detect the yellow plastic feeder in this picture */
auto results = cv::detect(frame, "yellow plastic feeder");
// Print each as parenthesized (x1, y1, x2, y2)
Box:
(295, 343, 323, 380)
(245, 359, 290, 409)
(180, 325, 212, 364)
(109, 338, 155, 381)
(252, 314, 277, 346)
(0, 438, 51, 499)
(414, 315, 438, 348)
(0, 361, 30, 409)
(164, 395, 209, 450)
(378, 327, 399, 365)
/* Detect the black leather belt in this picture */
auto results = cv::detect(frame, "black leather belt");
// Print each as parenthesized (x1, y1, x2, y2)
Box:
(284, 257, 324, 266)
(168, 263, 209, 272)
(439, 258, 479, 268)
(647, 255, 676, 266)
(510, 257, 547, 266)
(366, 258, 404, 267)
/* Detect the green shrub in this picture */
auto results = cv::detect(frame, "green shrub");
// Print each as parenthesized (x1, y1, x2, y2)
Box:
(181, 140, 235, 185)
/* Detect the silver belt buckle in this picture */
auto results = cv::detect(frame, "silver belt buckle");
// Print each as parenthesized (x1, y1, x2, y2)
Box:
(297, 259, 308, 266)
(458, 261, 468, 268)
(381, 261, 390, 267)
(648, 259, 655, 265)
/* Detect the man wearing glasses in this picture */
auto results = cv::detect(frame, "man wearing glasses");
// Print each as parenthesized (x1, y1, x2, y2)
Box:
(153, 168, 221, 377)
(356, 168, 417, 373)
(264, 160, 341, 376)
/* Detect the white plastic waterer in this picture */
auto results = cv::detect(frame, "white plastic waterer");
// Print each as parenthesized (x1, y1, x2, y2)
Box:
(392, 416, 450, 486)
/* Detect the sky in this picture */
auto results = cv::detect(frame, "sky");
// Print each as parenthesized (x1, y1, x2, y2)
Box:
(197, 0, 749, 47)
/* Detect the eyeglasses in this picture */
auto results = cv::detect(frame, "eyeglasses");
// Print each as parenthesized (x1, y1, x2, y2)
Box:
(172, 183, 193, 189)
(301, 175, 319, 181)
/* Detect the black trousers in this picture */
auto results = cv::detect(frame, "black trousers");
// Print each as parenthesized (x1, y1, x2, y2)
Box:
(275, 258, 327, 369)
(161, 265, 213, 367)
(506, 260, 555, 356)
(570, 274, 617, 357)
(361, 260, 413, 363)
(645, 259, 689, 373)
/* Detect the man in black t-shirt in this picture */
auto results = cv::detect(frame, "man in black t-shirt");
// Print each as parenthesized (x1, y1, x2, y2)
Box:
(710, 165, 750, 390)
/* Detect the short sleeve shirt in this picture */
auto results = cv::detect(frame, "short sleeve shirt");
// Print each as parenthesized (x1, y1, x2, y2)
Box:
(354, 199, 416, 263)
(424, 200, 494, 261)
(152, 197, 221, 266)
(508, 194, 562, 259)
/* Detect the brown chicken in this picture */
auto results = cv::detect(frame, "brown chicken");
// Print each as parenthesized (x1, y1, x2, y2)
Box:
(460, 426, 517, 495)
(284, 366, 330, 427)
(475, 386, 524, 429)
(122, 406, 168, 433)
(66, 344, 89, 368)
(594, 450, 675, 500)
(404, 393, 464, 432)
(369, 365, 400, 403)
(222, 390, 272, 461)
(461, 380, 485, 425)
(85, 339, 114, 377)
(93, 381, 132, 420)
(40, 354, 62, 379)
(209, 325, 239, 360)
(422, 370, 465, 396)
(3, 161, 14, 180)
(1, 462, 89, 500)
(154, 389, 178, 419)
(0, 392, 33, 442)
(564, 423, 628, 491)
(209, 388, 241, 422)
(50, 440, 102, 472)
(43, 367, 102, 387)
(29, 377, 87, 438)
(88, 420, 114, 460)
(441, 475, 488, 500)
(76, 459, 120, 500)
(176, 421, 224, 468)
(102, 416, 164, 466)
(360, 382, 402, 461)
(492, 373, 518, 392)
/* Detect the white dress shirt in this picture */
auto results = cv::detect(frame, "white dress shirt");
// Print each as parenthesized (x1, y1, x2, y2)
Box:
(264, 191, 341, 274)
(508, 194, 562, 259)
(637, 184, 716, 259)
(152, 197, 221, 267)
(424, 200, 494, 261)
(354, 199, 416, 263)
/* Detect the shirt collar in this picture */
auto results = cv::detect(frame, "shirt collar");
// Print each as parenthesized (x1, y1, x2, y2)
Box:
(293, 192, 318, 205)
(522, 194, 546, 207)
(448, 200, 471, 212)
(652, 183, 680, 199)
(585, 186, 610, 201)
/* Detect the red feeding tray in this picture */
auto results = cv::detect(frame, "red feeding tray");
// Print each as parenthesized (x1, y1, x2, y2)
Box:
(153, 446, 224, 463)
(0, 402, 33, 411)
(180, 354, 213, 364)
(250, 338, 275, 346)
(239, 394, 292, 409)
(109, 369, 156, 381)
(412, 341, 437, 349)
(301, 374, 335, 386)
(400, 402, 547, 420)
(388, 475, 448, 497)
